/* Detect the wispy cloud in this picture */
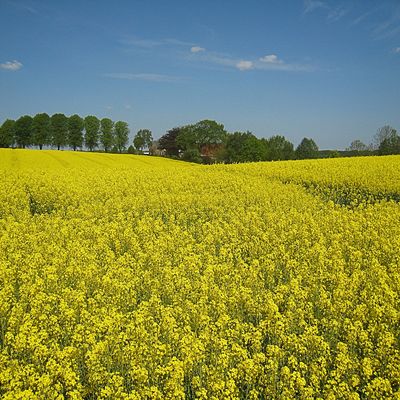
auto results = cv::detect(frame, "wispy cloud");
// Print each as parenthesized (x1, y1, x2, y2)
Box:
(259, 54, 283, 64)
(190, 51, 237, 68)
(122, 37, 162, 48)
(349, 4, 400, 41)
(303, 0, 328, 14)
(303, 0, 347, 22)
(103, 72, 184, 83)
(120, 35, 313, 74)
(165, 38, 195, 47)
(394, 47, 400, 53)
(256, 59, 314, 72)
(351, 8, 376, 26)
(121, 36, 195, 49)
(327, 7, 347, 22)
(191, 46, 205, 53)
(190, 50, 314, 72)
(236, 60, 254, 71)
(6, 0, 38, 15)
(372, 8, 400, 40)
(0, 60, 23, 71)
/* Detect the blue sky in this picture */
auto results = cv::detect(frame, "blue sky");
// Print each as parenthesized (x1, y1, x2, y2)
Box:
(1, 0, 399, 149)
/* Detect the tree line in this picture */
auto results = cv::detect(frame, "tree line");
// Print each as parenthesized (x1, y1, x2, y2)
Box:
(158, 120, 320, 163)
(0, 114, 130, 152)
(1, 114, 399, 164)
(347, 125, 400, 156)
(157, 120, 400, 164)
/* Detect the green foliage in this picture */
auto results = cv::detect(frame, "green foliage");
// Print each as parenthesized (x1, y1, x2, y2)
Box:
(225, 131, 265, 163)
(159, 124, 298, 164)
(14, 115, 33, 148)
(378, 128, 400, 155)
(192, 119, 227, 146)
(374, 125, 397, 149)
(295, 137, 319, 159)
(127, 145, 136, 154)
(348, 139, 367, 152)
(84, 115, 100, 151)
(68, 114, 84, 151)
(181, 148, 202, 163)
(158, 128, 183, 157)
(114, 121, 129, 153)
(176, 125, 196, 151)
(177, 120, 227, 152)
(265, 135, 295, 161)
(100, 118, 114, 152)
(0, 119, 15, 148)
(50, 113, 68, 150)
(327, 150, 340, 158)
(2, 114, 130, 153)
(32, 113, 51, 150)
(133, 129, 153, 151)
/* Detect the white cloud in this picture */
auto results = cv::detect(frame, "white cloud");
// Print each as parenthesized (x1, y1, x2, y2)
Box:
(191, 46, 205, 53)
(303, 0, 327, 14)
(394, 47, 400, 53)
(103, 72, 183, 82)
(259, 54, 283, 64)
(0, 60, 23, 71)
(236, 60, 254, 71)
(190, 50, 313, 72)
(124, 104, 132, 110)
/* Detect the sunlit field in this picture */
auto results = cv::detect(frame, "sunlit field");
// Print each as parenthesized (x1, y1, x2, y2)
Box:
(0, 149, 399, 399)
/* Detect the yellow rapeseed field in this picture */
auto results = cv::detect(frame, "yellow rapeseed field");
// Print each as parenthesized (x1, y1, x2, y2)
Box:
(0, 149, 399, 399)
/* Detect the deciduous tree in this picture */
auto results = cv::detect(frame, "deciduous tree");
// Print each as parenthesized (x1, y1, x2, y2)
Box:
(133, 129, 153, 152)
(295, 137, 319, 159)
(50, 113, 68, 150)
(374, 125, 397, 149)
(224, 131, 265, 163)
(84, 115, 100, 151)
(68, 114, 84, 151)
(0, 119, 15, 148)
(177, 120, 227, 153)
(158, 128, 182, 157)
(348, 140, 367, 152)
(32, 113, 51, 150)
(114, 121, 129, 153)
(378, 129, 400, 155)
(15, 115, 33, 148)
(266, 135, 294, 161)
(100, 118, 114, 152)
